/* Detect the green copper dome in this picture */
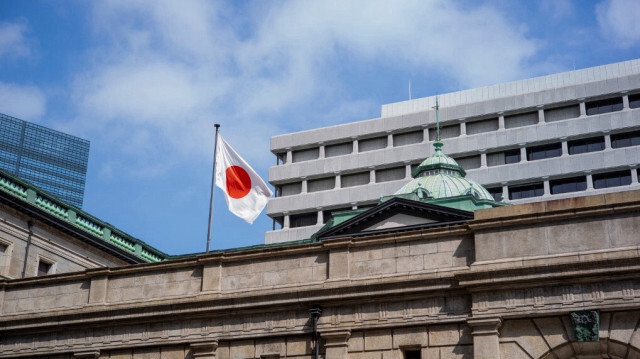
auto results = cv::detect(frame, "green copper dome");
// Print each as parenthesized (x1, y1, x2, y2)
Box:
(394, 141, 494, 202)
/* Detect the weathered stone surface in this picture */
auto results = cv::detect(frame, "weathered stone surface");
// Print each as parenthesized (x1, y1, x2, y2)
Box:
(364, 330, 392, 351)
(392, 327, 427, 348)
(429, 324, 460, 346)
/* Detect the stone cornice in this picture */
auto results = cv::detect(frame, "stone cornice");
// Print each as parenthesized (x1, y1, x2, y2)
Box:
(470, 190, 640, 230)
(457, 256, 640, 290)
(0, 271, 463, 333)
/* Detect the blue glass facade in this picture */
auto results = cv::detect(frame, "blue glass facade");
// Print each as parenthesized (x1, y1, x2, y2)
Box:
(0, 113, 89, 207)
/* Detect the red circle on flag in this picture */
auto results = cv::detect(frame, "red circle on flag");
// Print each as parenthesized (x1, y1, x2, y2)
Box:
(225, 166, 252, 199)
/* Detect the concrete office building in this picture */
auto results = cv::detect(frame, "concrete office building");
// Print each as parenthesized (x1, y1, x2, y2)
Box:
(267, 59, 640, 244)
(0, 113, 90, 207)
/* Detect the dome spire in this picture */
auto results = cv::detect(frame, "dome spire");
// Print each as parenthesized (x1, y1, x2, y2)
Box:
(433, 96, 440, 142)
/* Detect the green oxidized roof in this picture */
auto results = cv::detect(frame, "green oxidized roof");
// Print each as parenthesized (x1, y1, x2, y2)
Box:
(392, 141, 500, 210)
(0, 168, 170, 262)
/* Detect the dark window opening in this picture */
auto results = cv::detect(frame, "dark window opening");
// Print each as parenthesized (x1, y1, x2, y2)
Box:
(404, 349, 421, 359)
(292, 148, 319, 163)
(630, 94, 640, 109)
(429, 124, 460, 140)
(341, 172, 370, 188)
(487, 187, 503, 202)
(505, 149, 521, 164)
(325, 142, 353, 157)
(272, 216, 283, 230)
(466, 117, 499, 135)
(586, 97, 623, 116)
(611, 131, 640, 148)
(509, 183, 544, 200)
(289, 213, 317, 228)
(568, 137, 605, 155)
(307, 177, 335, 193)
(37, 260, 52, 276)
(393, 130, 423, 147)
(527, 143, 562, 161)
(550, 176, 587, 195)
(593, 171, 632, 189)
(359, 136, 387, 152)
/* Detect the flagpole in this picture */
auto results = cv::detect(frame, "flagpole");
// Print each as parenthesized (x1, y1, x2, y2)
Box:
(206, 123, 221, 253)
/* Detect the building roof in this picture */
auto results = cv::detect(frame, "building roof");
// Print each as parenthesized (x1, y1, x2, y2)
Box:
(392, 141, 501, 211)
(0, 168, 169, 263)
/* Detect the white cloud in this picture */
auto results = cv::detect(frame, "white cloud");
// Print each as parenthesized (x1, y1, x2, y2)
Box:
(71, 0, 542, 176)
(0, 82, 46, 120)
(0, 20, 34, 60)
(596, 0, 640, 48)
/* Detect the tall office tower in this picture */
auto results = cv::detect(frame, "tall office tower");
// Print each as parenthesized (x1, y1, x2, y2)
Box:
(266, 59, 640, 244)
(0, 113, 90, 207)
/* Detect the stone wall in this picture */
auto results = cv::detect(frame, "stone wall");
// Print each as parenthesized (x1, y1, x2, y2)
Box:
(0, 204, 129, 279)
(0, 190, 639, 358)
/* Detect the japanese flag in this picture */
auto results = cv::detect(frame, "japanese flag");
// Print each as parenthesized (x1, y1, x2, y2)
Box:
(215, 135, 273, 224)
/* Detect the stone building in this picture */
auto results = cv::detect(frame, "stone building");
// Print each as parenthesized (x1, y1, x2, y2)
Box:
(0, 169, 168, 279)
(2, 140, 640, 358)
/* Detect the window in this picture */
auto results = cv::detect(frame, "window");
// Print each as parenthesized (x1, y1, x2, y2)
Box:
(359, 136, 387, 152)
(593, 171, 632, 189)
(509, 183, 544, 200)
(487, 149, 520, 167)
(454, 155, 481, 170)
(611, 131, 640, 148)
(307, 177, 335, 193)
(429, 124, 460, 140)
(280, 182, 302, 196)
(550, 176, 587, 195)
(544, 104, 580, 122)
(403, 349, 421, 359)
(393, 130, 423, 147)
(325, 142, 353, 157)
(487, 187, 503, 202)
(376, 166, 406, 183)
(586, 97, 623, 116)
(466, 118, 498, 135)
(276, 152, 287, 165)
(341, 172, 370, 188)
(630, 94, 640, 109)
(292, 148, 319, 163)
(290, 213, 317, 228)
(527, 143, 562, 161)
(37, 259, 54, 276)
(505, 149, 521, 164)
(505, 111, 538, 129)
(568, 137, 605, 155)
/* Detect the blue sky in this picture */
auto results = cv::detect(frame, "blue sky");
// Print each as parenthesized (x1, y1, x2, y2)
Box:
(0, 0, 639, 255)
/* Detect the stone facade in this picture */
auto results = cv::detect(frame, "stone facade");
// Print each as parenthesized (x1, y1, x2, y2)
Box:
(0, 202, 131, 279)
(1, 190, 640, 358)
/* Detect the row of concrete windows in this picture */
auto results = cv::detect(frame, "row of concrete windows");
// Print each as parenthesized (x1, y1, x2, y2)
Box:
(275, 128, 640, 197)
(275, 92, 640, 165)
(276, 165, 410, 197)
(486, 168, 640, 202)
(276, 168, 640, 229)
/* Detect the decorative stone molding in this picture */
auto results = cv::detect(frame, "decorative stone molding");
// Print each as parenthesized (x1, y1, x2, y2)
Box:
(190, 339, 219, 358)
(73, 350, 100, 359)
(322, 329, 351, 358)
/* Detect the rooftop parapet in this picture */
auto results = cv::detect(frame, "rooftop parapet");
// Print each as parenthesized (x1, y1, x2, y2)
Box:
(0, 169, 168, 263)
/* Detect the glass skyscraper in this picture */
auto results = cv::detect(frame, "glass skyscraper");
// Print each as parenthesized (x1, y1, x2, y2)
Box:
(0, 113, 90, 207)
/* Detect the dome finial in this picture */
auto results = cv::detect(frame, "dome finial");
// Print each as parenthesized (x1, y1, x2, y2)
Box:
(436, 96, 440, 142)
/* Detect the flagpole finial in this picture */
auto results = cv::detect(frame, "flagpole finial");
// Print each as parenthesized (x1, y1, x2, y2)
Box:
(214, 123, 220, 128)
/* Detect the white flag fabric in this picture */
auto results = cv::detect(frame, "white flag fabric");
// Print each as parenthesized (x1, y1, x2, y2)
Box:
(215, 135, 273, 224)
